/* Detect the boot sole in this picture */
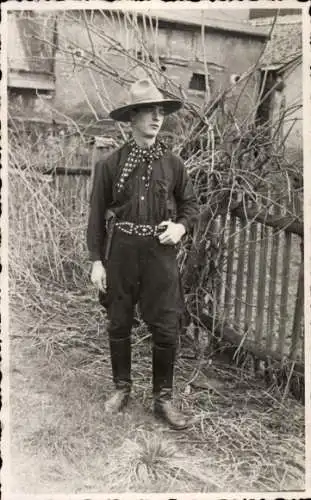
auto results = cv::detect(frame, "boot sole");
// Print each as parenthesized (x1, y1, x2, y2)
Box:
(154, 407, 190, 430)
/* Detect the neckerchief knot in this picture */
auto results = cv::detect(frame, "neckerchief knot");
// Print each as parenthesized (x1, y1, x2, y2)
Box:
(116, 138, 167, 193)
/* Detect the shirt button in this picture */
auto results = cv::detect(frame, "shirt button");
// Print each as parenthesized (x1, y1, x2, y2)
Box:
(141, 196, 145, 201)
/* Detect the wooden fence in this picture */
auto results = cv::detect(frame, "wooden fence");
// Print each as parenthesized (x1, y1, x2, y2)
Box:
(206, 200, 304, 367)
(46, 165, 304, 372)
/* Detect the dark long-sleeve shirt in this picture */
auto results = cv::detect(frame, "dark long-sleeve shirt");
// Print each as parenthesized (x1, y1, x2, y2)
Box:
(87, 142, 199, 262)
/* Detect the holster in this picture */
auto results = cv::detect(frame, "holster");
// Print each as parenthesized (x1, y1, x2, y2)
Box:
(104, 209, 117, 264)
(99, 209, 116, 308)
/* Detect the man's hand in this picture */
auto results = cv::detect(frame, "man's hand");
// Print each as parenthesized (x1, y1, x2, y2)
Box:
(91, 260, 107, 292)
(158, 220, 186, 245)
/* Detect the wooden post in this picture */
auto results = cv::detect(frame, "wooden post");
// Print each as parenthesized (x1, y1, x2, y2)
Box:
(290, 240, 304, 360)
(278, 196, 292, 356)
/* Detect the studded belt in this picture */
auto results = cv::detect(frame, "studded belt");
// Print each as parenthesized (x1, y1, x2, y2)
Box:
(115, 221, 166, 237)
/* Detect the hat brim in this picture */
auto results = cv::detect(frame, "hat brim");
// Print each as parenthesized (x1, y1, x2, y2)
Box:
(109, 99, 183, 122)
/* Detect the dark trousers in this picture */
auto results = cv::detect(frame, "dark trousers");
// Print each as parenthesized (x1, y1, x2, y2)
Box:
(105, 229, 183, 393)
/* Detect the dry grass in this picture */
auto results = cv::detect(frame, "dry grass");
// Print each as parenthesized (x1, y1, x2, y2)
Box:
(10, 284, 304, 494)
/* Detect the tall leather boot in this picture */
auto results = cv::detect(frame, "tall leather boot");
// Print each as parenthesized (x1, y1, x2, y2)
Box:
(104, 336, 132, 413)
(152, 344, 189, 430)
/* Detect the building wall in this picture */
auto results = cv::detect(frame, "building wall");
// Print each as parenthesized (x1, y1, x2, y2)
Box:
(8, 11, 56, 74)
(251, 14, 302, 161)
(268, 65, 303, 165)
(282, 63, 302, 162)
(53, 11, 266, 127)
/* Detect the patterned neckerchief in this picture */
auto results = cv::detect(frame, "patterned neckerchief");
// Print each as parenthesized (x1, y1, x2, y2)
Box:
(116, 137, 167, 193)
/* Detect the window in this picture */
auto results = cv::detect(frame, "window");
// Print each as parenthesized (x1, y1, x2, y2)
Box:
(189, 72, 206, 92)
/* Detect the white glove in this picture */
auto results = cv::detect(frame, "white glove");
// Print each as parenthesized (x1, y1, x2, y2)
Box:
(158, 220, 186, 245)
(91, 261, 107, 292)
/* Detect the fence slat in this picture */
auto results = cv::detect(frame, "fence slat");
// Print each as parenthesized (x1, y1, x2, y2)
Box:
(266, 204, 281, 351)
(206, 217, 217, 317)
(74, 176, 80, 213)
(244, 217, 258, 332)
(234, 218, 247, 328)
(277, 232, 292, 357)
(216, 213, 227, 308)
(224, 215, 236, 319)
(255, 224, 269, 344)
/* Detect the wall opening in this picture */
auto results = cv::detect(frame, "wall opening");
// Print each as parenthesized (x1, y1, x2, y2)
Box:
(256, 70, 278, 126)
(189, 72, 206, 92)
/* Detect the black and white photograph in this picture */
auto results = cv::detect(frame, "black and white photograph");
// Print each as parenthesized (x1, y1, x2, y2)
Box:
(2, 2, 309, 496)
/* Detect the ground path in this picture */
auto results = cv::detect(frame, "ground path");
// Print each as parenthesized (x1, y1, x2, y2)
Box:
(9, 303, 305, 494)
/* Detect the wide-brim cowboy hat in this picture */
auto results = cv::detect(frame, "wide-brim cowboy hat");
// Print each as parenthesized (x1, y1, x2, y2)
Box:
(109, 79, 183, 122)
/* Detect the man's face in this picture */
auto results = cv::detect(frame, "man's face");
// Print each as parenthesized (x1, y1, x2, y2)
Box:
(131, 104, 165, 139)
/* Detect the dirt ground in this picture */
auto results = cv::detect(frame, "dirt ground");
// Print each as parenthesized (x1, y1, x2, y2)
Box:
(9, 305, 305, 494)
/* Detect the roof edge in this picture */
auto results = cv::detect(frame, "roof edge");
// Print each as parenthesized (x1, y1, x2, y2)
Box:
(155, 16, 269, 39)
(101, 9, 269, 40)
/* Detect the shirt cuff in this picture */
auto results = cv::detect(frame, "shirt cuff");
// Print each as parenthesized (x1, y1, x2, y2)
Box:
(89, 251, 102, 262)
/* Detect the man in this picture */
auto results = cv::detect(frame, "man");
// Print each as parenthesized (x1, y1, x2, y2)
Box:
(87, 79, 199, 430)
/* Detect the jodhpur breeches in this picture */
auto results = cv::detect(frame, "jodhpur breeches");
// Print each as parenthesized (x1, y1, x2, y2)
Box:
(106, 228, 183, 348)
